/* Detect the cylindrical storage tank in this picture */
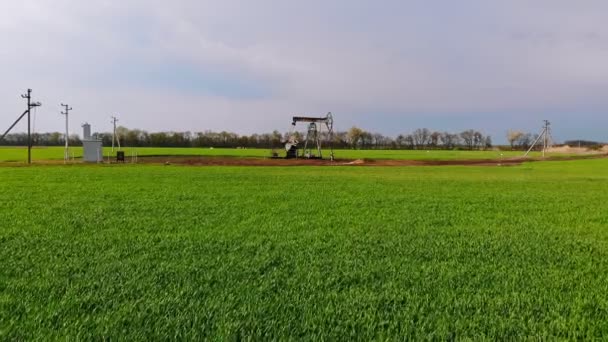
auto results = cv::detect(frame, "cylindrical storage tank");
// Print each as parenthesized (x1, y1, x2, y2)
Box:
(82, 123, 91, 140)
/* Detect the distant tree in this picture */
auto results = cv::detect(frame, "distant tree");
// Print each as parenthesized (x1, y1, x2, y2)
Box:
(440, 132, 460, 149)
(124, 129, 141, 147)
(49, 132, 63, 146)
(460, 130, 476, 150)
(473, 131, 484, 150)
(484, 136, 493, 149)
(271, 130, 282, 148)
(412, 128, 431, 149)
(68, 134, 81, 146)
(507, 130, 524, 150)
(429, 131, 441, 148)
(516, 133, 533, 149)
(404, 134, 415, 150)
(360, 131, 373, 149)
(395, 134, 406, 149)
(332, 131, 348, 149)
(372, 133, 385, 149)
(149, 132, 169, 147)
(4, 124, 498, 151)
(115, 126, 129, 146)
(347, 126, 364, 149)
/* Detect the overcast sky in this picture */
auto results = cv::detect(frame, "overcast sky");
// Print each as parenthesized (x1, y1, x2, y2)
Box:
(1, 0, 608, 143)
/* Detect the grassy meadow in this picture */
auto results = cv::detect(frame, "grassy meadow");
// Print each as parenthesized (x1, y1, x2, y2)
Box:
(0, 145, 545, 162)
(1, 159, 608, 339)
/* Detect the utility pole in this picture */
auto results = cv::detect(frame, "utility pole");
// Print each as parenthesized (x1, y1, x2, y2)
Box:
(20, 89, 42, 164)
(524, 120, 552, 158)
(111, 115, 120, 152)
(542, 120, 550, 157)
(61, 103, 72, 163)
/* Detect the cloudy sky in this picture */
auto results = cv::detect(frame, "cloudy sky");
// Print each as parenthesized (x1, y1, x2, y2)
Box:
(1, 0, 607, 143)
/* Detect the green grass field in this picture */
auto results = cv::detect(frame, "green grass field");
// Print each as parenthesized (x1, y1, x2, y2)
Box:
(0, 145, 547, 162)
(1, 159, 607, 339)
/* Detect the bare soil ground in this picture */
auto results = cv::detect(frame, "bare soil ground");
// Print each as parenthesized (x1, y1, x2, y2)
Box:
(547, 145, 598, 154)
(3, 150, 606, 167)
(138, 154, 608, 167)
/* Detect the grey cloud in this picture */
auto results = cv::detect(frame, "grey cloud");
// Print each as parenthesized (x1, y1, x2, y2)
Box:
(1, 0, 607, 142)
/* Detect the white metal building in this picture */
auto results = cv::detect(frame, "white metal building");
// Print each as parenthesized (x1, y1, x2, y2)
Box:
(81, 123, 103, 162)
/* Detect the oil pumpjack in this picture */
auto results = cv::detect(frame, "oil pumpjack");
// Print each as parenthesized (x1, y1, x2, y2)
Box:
(283, 112, 334, 160)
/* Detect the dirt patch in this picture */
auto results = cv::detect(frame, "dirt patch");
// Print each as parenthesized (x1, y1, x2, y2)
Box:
(135, 152, 608, 167)
(344, 159, 366, 165)
(546, 145, 597, 154)
(137, 156, 534, 167)
(145, 156, 335, 166)
(362, 158, 525, 167)
(4, 152, 606, 168)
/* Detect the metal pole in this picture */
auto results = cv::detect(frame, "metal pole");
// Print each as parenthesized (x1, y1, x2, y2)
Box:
(543, 120, 551, 158)
(27, 89, 31, 164)
(542, 120, 549, 158)
(20, 89, 40, 164)
(65, 111, 68, 159)
(524, 127, 545, 157)
(111, 116, 118, 152)
(61, 103, 72, 163)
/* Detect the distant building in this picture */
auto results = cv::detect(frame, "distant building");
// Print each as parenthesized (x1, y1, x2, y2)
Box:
(81, 123, 103, 162)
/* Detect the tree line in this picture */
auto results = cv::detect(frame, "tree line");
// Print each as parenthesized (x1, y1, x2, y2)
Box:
(506, 130, 544, 150)
(1, 126, 500, 150)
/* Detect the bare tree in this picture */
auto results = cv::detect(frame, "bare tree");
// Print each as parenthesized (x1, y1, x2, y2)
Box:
(484, 136, 493, 150)
(516, 133, 533, 149)
(404, 134, 415, 149)
(395, 134, 406, 149)
(473, 131, 484, 150)
(439, 132, 458, 149)
(347, 126, 364, 149)
(460, 130, 476, 150)
(429, 131, 441, 148)
(412, 128, 431, 149)
(372, 133, 386, 149)
(507, 130, 524, 150)
(360, 131, 373, 149)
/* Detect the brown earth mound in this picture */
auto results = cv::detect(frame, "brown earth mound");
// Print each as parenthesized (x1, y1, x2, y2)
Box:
(546, 145, 596, 154)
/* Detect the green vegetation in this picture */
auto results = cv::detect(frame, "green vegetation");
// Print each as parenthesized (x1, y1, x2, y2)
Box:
(1, 159, 608, 339)
(0, 145, 545, 162)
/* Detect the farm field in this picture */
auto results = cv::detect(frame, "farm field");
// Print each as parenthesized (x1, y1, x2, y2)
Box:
(0, 145, 552, 162)
(1, 159, 608, 339)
